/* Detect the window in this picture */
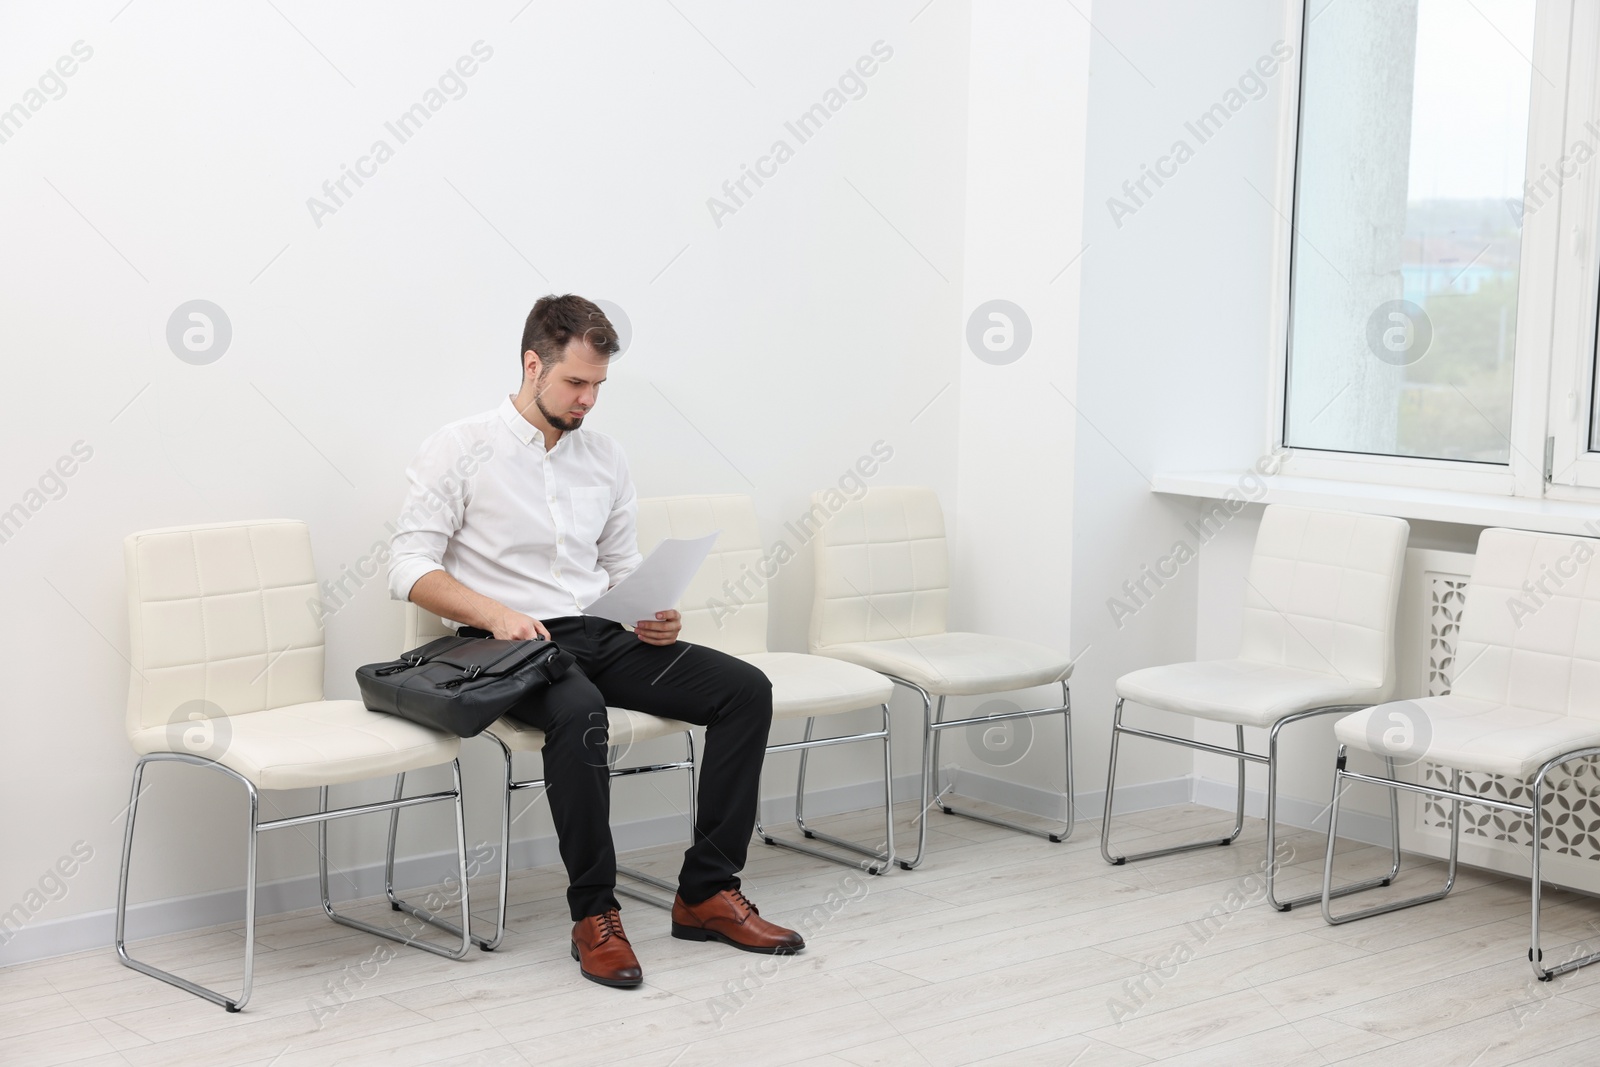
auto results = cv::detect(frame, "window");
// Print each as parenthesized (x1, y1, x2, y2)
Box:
(1278, 0, 1600, 500)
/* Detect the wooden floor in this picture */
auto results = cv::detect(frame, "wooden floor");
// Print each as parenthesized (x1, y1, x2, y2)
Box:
(7, 801, 1600, 1066)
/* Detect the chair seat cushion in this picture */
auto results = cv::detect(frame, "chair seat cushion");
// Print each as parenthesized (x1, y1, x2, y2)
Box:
(1334, 696, 1600, 780)
(129, 699, 460, 790)
(740, 652, 894, 719)
(815, 632, 1071, 697)
(1116, 659, 1390, 728)
(484, 707, 694, 754)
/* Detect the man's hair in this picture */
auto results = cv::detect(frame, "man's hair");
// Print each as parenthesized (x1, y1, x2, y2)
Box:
(520, 294, 619, 370)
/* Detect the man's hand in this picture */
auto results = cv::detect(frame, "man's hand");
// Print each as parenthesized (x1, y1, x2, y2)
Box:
(635, 609, 681, 646)
(493, 608, 551, 642)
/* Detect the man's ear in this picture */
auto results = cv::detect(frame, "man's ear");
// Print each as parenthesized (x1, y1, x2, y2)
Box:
(524, 349, 541, 380)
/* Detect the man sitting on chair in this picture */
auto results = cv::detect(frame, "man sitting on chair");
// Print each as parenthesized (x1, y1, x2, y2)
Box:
(387, 293, 803, 988)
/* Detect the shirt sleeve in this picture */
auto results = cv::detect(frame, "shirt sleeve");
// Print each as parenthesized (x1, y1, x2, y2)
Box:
(597, 446, 643, 586)
(387, 427, 470, 602)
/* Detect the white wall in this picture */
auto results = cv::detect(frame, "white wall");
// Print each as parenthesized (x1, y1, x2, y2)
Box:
(1072, 0, 1299, 809)
(945, 4, 1089, 800)
(3, 0, 1409, 967)
(0, 0, 975, 961)
(1088, 1, 1497, 830)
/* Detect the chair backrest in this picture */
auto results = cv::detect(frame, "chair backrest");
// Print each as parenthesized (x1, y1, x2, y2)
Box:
(1237, 505, 1409, 692)
(636, 494, 767, 655)
(809, 485, 949, 651)
(123, 519, 326, 738)
(403, 601, 455, 650)
(1450, 527, 1600, 718)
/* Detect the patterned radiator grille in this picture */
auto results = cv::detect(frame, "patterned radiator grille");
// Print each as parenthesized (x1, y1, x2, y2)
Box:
(1417, 571, 1600, 859)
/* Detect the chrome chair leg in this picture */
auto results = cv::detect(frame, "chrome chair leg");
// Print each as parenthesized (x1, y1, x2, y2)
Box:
(752, 725, 801, 850)
(1264, 711, 1401, 911)
(444, 731, 537, 953)
(490, 734, 516, 950)
(792, 712, 896, 868)
(901, 681, 937, 871)
(934, 681, 1074, 844)
(117, 751, 469, 1012)
(1101, 698, 1249, 866)
(115, 754, 260, 1012)
(896, 678, 1073, 871)
(365, 772, 486, 952)
(685, 730, 698, 830)
(1062, 689, 1077, 837)
(1522, 748, 1600, 981)
(759, 706, 896, 874)
(879, 702, 896, 874)
(1531, 771, 1555, 980)
(1322, 747, 1457, 925)
(317, 760, 472, 961)
(383, 741, 516, 952)
(1101, 699, 1390, 909)
(614, 732, 698, 907)
(795, 716, 816, 827)
(1320, 744, 1600, 981)
(384, 772, 405, 907)
(432, 731, 698, 933)
(1272, 750, 1401, 912)
(1526, 753, 1600, 981)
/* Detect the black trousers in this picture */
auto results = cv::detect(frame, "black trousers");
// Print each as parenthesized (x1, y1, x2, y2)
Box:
(463, 616, 773, 921)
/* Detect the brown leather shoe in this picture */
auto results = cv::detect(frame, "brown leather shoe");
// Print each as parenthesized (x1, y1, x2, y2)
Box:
(571, 909, 642, 988)
(671, 888, 805, 955)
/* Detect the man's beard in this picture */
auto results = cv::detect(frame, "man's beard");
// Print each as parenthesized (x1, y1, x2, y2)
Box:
(535, 390, 584, 432)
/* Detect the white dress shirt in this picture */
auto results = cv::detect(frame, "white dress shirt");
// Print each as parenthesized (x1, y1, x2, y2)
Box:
(387, 397, 643, 627)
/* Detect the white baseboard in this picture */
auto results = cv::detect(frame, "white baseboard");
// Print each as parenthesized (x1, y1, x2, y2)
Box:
(0, 772, 914, 967)
(1190, 775, 1397, 848)
(759, 768, 1189, 838)
(0, 769, 1189, 967)
(938, 766, 1192, 825)
(0, 805, 696, 968)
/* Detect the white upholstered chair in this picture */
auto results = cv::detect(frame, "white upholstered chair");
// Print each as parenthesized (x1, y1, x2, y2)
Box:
(116, 520, 471, 1012)
(637, 494, 897, 873)
(1324, 527, 1600, 981)
(1099, 504, 1410, 911)
(392, 604, 698, 950)
(809, 486, 1073, 870)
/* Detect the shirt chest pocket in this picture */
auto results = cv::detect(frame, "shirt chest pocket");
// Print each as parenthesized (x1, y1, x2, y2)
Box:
(568, 486, 612, 543)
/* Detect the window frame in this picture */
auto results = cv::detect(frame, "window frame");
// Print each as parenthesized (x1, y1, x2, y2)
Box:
(1269, 0, 1578, 502)
(1545, 0, 1600, 495)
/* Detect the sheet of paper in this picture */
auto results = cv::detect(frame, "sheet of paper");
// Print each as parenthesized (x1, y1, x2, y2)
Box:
(582, 532, 719, 626)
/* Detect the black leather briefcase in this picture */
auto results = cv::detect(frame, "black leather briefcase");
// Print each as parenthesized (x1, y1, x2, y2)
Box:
(356, 635, 574, 737)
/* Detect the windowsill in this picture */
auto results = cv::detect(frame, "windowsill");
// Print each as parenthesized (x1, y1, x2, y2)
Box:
(1151, 470, 1600, 536)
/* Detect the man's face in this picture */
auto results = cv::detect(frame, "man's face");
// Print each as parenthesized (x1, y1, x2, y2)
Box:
(530, 339, 609, 431)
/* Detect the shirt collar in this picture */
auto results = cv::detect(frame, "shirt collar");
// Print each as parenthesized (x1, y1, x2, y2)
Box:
(499, 395, 581, 454)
